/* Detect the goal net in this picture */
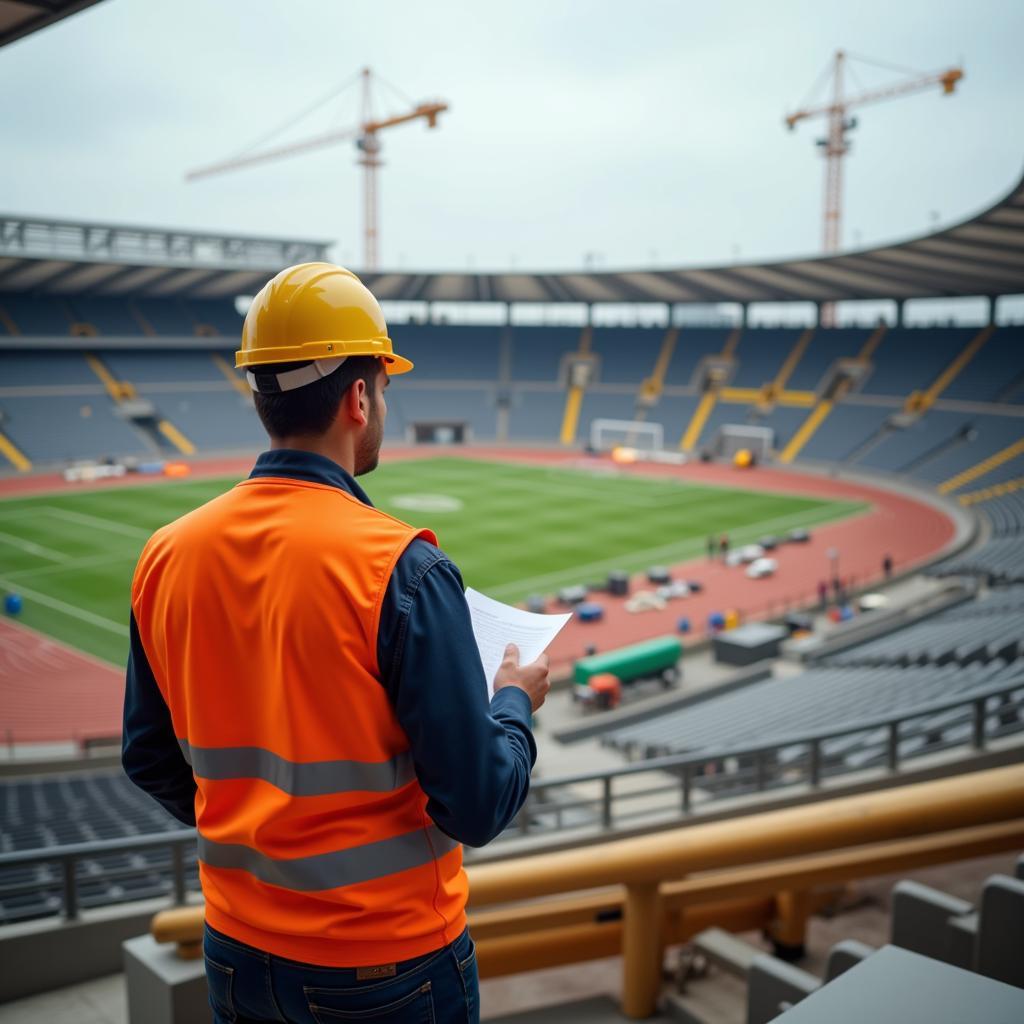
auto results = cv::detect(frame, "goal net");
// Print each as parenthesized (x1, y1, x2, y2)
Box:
(590, 418, 664, 454)
(711, 424, 773, 460)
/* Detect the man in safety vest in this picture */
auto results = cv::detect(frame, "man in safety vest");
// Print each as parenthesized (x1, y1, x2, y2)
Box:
(123, 263, 550, 1024)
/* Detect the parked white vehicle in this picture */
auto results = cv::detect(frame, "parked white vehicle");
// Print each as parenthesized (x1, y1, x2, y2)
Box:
(727, 543, 765, 567)
(746, 557, 778, 579)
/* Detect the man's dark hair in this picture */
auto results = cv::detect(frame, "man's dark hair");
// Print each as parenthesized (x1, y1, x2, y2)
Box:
(252, 356, 381, 438)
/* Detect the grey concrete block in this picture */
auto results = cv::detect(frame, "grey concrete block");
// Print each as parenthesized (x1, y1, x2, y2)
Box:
(123, 935, 211, 1024)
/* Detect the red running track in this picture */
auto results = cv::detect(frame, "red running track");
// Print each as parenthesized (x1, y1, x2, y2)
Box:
(0, 617, 124, 745)
(0, 449, 957, 740)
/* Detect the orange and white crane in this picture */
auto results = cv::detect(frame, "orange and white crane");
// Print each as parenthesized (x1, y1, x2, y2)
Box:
(186, 68, 447, 270)
(786, 51, 963, 257)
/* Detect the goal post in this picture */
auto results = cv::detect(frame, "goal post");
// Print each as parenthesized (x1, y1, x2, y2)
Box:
(590, 418, 664, 454)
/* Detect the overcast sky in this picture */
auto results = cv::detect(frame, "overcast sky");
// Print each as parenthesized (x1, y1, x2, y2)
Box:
(1, 0, 1022, 274)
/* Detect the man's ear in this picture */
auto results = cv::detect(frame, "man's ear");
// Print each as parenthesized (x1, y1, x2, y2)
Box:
(346, 378, 369, 426)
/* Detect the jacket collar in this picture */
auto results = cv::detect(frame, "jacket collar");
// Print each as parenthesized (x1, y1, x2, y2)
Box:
(249, 449, 374, 507)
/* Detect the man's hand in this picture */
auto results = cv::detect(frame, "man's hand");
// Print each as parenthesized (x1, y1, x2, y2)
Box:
(492, 643, 550, 712)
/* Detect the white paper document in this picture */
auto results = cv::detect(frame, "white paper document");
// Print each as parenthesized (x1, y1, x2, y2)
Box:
(465, 587, 572, 697)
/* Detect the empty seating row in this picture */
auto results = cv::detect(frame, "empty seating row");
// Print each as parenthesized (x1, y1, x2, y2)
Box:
(826, 593, 1024, 668)
(698, 859, 1024, 1024)
(933, 496, 1024, 583)
(602, 659, 1022, 761)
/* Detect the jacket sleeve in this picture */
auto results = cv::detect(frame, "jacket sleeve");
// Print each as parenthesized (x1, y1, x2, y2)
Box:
(378, 541, 537, 848)
(122, 611, 197, 826)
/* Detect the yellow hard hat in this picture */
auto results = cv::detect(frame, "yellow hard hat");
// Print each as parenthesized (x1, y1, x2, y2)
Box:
(236, 263, 412, 392)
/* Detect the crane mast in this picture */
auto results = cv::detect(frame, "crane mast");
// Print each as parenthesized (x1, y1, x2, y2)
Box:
(785, 50, 963, 323)
(186, 68, 448, 270)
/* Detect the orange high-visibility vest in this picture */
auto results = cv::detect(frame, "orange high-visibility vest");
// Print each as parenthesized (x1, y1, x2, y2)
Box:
(131, 473, 468, 966)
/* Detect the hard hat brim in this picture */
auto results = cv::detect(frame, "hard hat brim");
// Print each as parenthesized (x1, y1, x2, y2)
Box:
(236, 337, 412, 373)
(383, 352, 413, 375)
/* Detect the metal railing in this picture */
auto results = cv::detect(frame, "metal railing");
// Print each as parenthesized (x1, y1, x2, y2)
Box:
(1, 678, 1021, 923)
(515, 677, 1024, 837)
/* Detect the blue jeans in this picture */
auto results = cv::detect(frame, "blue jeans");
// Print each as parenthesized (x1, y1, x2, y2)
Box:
(203, 924, 479, 1023)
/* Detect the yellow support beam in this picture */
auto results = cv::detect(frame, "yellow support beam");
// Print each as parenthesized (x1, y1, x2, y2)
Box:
(773, 328, 814, 392)
(212, 353, 250, 398)
(958, 476, 1024, 506)
(779, 399, 834, 464)
(858, 323, 888, 362)
(719, 386, 763, 404)
(0, 302, 20, 336)
(917, 325, 995, 413)
(157, 419, 196, 456)
(677, 327, 741, 452)
(680, 390, 717, 452)
(0, 429, 31, 471)
(721, 326, 742, 358)
(85, 353, 135, 401)
(638, 326, 678, 405)
(938, 437, 1024, 494)
(558, 325, 594, 446)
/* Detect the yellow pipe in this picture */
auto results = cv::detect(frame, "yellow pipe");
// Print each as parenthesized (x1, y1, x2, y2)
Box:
(0, 430, 31, 471)
(721, 326, 742, 358)
(779, 399, 833, 464)
(467, 764, 1024, 905)
(157, 419, 196, 456)
(939, 437, 1024, 494)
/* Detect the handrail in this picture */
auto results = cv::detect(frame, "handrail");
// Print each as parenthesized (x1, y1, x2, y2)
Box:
(470, 764, 1024, 1016)
(144, 766, 1024, 1020)
(1, 678, 1020, 918)
(530, 676, 1024, 794)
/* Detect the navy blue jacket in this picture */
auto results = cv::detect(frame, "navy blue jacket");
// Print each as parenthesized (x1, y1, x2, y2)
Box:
(122, 449, 537, 848)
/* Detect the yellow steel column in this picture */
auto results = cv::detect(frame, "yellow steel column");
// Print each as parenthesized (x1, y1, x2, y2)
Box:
(622, 881, 662, 1019)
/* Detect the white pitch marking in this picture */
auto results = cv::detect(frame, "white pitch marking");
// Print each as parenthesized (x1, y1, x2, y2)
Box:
(0, 530, 69, 563)
(42, 506, 151, 540)
(0, 578, 129, 637)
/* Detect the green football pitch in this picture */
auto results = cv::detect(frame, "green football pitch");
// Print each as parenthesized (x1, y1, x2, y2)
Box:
(0, 457, 864, 666)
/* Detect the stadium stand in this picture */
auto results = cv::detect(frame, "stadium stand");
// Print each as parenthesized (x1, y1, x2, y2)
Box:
(602, 661, 1022, 761)
(932, 493, 1024, 583)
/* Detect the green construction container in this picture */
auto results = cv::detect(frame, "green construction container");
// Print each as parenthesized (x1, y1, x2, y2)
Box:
(573, 636, 683, 686)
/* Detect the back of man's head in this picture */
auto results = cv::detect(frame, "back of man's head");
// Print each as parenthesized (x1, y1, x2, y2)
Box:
(252, 356, 381, 439)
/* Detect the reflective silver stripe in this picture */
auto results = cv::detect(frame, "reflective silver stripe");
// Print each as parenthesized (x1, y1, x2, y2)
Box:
(197, 826, 458, 891)
(177, 739, 415, 796)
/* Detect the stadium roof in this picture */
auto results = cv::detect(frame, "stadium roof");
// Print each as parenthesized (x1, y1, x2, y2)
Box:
(0, 0, 102, 48)
(1, 164, 1022, 305)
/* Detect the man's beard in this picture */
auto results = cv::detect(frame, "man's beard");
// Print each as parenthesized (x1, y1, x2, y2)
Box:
(354, 397, 383, 476)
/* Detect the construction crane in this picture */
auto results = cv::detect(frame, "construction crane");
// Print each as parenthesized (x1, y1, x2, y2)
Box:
(186, 68, 448, 270)
(786, 50, 963, 259)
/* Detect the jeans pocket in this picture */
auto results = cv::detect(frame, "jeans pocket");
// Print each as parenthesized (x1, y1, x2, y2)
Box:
(457, 935, 476, 975)
(305, 979, 435, 1023)
(205, 957, 237, 1024)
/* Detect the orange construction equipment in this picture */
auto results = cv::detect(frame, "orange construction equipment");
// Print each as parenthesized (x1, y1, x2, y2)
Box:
(589, 673, 623, 710)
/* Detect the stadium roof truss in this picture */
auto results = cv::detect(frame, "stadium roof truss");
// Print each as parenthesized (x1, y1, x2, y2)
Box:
(0, 166, 1021, 305)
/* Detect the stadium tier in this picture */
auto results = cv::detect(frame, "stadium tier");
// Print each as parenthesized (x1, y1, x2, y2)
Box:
(2, 310, 1023, 491)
